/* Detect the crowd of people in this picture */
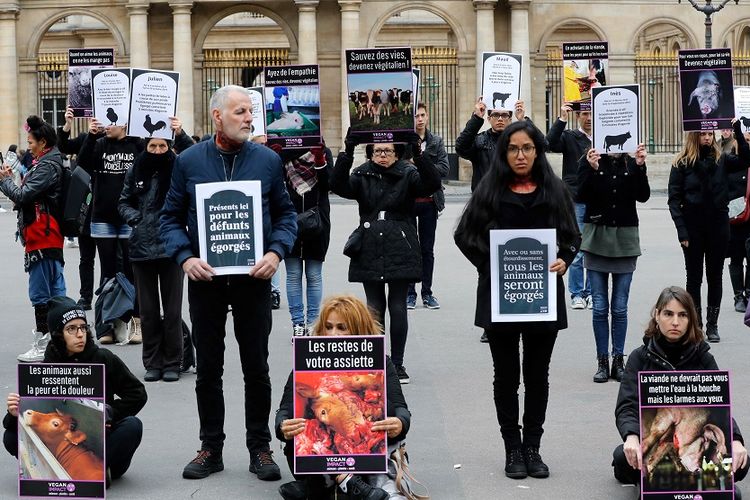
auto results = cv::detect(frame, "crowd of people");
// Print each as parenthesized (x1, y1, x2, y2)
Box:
(1, 83, 749, 499)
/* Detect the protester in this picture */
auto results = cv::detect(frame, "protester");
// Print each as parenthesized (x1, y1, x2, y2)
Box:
(667, 119, 750, 342)
(547, 103, 593, 310)
(119, 123, 193, 382)
(160, 84, 296, 481)
(3, 296, 147, 482)
(0, 115, 66, 362)
(276, 295, 410, 500)
(722, 129, 750, 313)
(330, 130, 441, 384)
(612, 286, 748, 490)
(407, 103, 450, 310)
(454, 120, 580, 479)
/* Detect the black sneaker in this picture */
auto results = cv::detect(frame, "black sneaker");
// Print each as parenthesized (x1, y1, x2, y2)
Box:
(271, 290, 281, 310)
(183, 449, 224, 479)
(249, 449, 281, 481)
(523, 447, 550, 478)
(505, 448, 527, 479)
(422, 295, 440, 309)
(77, 298, 92, 311)
(406, 295, 417, 310)
(279, 480, 307, 500)
(343, 475, 389, 500)
(395, 365, 410, 384)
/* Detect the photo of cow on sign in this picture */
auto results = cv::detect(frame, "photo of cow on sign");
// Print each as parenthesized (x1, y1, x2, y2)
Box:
(678, 48, 735, 131)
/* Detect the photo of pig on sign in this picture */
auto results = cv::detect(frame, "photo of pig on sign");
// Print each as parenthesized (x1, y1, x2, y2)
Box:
(639, 370, 734, 500)
(489, 229, 557, 323)
(679, 48, 735, 131)
(481, 52, 522, 112)
(17, 363, 106, 499)
(735, 86, 750, 133)
(592, 84, 640, 155)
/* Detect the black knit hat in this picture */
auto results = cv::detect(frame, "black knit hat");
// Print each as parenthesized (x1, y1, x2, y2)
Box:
(47, 296, 87, 334)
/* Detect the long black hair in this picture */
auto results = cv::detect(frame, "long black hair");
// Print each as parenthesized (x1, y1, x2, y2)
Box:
(455, 120, 578, 256)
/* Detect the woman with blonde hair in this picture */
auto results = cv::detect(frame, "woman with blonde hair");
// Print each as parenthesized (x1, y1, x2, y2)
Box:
(668, 119, 749, 342)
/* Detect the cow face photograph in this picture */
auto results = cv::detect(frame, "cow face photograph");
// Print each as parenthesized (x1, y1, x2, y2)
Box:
(347, 72, 415, 132)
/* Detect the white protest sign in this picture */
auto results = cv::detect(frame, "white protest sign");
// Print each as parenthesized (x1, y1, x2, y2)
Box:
(592, 84, 640, 154)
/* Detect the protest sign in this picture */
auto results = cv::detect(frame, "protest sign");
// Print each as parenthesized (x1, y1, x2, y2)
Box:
(592, 84, 640, 154)
(481, 52, 522, 112)
(246, 86, 266, 138)
(67, 48, 114, 118)
(412, 67, 421, 115)
(562, 42, 608, 111)
(18, 363, 106, 498)
(735, 86, 750, 133)
(679, 48, 735, 131)
(293, 335, 387, 474)
(91, 68, 131, 127)
(346, 47, 414, 143)
(195, 181, 263, 275)
(264, 65, 320, 148)
(639, 370, 734, 499)
(128, 68, 180, 140)
(489, 229, 557, 322)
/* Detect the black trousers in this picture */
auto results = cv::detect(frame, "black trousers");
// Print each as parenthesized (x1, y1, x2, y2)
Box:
(487, 326, 558, 450)
(95, 237, 132, 285)
(132, 259, 184, 372)
(188, 275, 272, 453)
(78, 233, 96, 303)
(682, 216, 730, 311)
(408, 201, 438, 298)
(363, 280, 409, 367)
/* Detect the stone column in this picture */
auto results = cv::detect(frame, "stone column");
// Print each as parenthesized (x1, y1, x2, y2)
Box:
(127, 2, 150, 68)
(171, 2, 194, 134)
(473, 0, 497, 96)
(338, 0, 362, 135)
(509, 0, 531, 109)
(0, 3, 19, 149)
(295, 0, 319, 65)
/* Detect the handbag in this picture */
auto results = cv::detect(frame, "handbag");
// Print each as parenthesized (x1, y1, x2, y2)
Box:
(729, 172, 750, 224)
(297, 193, 323, 238)
(371, 442, 430, 500)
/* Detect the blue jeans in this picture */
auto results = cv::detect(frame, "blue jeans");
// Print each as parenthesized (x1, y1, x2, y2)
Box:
(285, 258, 323, 326)
(589, 270, 633, 356)
(28, 258, 66, 306)
(568, 203, 590, 299)
(271, 268, 281, 294)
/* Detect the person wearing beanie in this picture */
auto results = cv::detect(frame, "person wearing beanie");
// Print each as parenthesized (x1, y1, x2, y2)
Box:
(3, 296, 147, 484)
(0, 115, 66, 362)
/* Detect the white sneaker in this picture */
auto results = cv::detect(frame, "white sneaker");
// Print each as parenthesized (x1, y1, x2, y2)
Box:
(571, 296, 586, 310)
(65, 238, 79, 248)
(127, 317, 142, 344)
(586, 296, 593, 309)
(114, 319, 129, 345)
(18, 329, 50, 363)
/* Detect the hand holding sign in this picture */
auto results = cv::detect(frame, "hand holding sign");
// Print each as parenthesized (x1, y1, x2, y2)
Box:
(182, 257, 215, 281)
(249, 251, 280, 280)
(623, 434, 642, 470)
(474, 96, 487, 119)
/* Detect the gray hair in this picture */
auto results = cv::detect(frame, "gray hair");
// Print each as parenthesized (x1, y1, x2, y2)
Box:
(209, 85, 251, 113)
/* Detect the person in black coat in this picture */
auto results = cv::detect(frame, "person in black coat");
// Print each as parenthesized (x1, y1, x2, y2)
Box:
(668, 119, 750, 342)
(454, 120, 581, 480)
(613, 286, 748, 488)
(330, 131, 441, 384)
(276, 295, 410, 500)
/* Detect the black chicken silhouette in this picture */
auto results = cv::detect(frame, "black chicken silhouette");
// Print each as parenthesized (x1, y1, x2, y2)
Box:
(106, 107, 118, 126)
(143, 115, 167, 137)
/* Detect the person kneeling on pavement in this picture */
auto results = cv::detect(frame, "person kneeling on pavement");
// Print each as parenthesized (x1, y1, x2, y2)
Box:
(2, 296, 147, 484)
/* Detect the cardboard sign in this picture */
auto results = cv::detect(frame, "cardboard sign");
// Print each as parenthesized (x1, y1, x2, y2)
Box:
(128, 68, 180, 140)
(346, 47, 414, 143)
(734, 86, 750, 133)
(639, 370, 734, 499)
(195, 181, 263, 275)
(91, 68, 131, 127)
(481, 52, 523, 112)
(67, 48, 114, 118)
(679, 49, 735, 131)
(264, 65, 321, 148)
(18, 363, 106, 498)
(293, 336, 387, 474)
(592, 84, 640, 154)
(562, 42, 609, 111)
(489, 229, 557, 322)
(247, 86, 266, 138)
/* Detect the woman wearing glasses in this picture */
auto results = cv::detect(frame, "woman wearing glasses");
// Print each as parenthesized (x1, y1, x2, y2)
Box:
(455, 120, 580, 479)
(330, 130, 441, 384)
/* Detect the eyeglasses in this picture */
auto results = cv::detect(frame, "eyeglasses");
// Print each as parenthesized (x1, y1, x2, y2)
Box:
(373, 148, 395, 156)
(507, 145, 536, 156)
(489, 113, 512, 120)
(63, 324, 90, 336)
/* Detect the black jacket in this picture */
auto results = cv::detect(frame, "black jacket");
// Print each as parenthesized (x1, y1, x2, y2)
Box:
(546, 118, 591, 200)
(330, 152, 441, 283)
(421, 129, 450, 211)
(455, 114, 501, 192)
(577, 154, 650, 227)
(615, 336, 743, 445)
(56, 129, 91, 156)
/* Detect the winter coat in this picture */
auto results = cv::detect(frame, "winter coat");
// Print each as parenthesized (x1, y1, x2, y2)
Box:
(577, 154, 650, 227)
(330, 151, 441, 283)
(56, 129, 91, 156)
(455, 114, 502, 192)
(546, 118, 591, 200)
(454, 188, 581, 332)
(419, 129, 450, 211)
(615, 336, 743, 445)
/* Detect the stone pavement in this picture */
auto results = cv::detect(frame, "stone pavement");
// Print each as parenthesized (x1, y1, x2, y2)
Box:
(0, 192, 747, 500)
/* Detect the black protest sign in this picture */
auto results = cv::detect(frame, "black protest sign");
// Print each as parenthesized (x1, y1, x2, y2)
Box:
(592, 85, 640, 154)
(562, 42, 609, 111)
(67, 48, 114, 118)
(679, 48, 735, 131)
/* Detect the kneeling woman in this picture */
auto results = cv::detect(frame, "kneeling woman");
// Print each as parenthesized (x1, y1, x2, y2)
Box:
(275, 295, 411, 500)
(3, 296, 147, 482)
(613, 286, 748, 487)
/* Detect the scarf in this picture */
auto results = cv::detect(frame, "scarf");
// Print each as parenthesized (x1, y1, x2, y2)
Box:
(133, 150, 175, 207)
(215, 130, 244, 153)
(284, 152, 318, 196)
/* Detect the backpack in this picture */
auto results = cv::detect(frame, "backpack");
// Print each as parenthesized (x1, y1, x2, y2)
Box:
(55, 164, 92, 237)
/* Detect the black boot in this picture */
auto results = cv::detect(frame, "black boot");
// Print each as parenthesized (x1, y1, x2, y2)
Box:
(705, 306, 720, 343)
(523, 446, 550, 478)
(504, 448, 528, 479)
(734, 292, 747, 313)
(729, 264, 745, 311)
(34, 303, 49, 334)
(610, 354, 625, 382)
(593, 355, 609, 383)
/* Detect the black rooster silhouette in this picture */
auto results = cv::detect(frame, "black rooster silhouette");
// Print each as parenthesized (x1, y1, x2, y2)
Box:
(143, 115, 167, 137)
(106, 107, 118, 126)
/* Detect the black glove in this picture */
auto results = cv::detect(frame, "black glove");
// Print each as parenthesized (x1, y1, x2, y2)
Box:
(733, 117, 744, 137)
(408, 132, 423, 158)
(344, 127, 358, 155)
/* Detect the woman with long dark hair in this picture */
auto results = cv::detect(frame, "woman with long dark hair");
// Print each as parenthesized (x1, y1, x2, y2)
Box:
(454, 120, 580, 479)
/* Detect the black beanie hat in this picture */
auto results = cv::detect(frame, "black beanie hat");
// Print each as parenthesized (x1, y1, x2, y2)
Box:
(47, 296, 87, 335)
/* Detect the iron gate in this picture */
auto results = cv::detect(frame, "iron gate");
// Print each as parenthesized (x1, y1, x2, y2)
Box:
(413, 46, 459, 154)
